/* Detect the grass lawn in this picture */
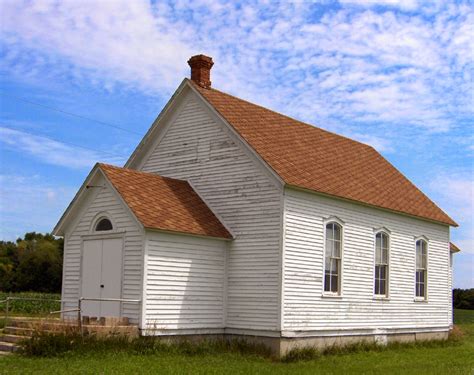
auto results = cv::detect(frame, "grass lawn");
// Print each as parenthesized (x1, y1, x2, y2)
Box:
(1, 309, 473, 374)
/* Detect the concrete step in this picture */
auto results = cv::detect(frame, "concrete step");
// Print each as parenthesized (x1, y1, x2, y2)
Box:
(3, 327, 34, 336)
(0, 341, 18, 353)
(0, 334, 24, 344)
(9, 320, 135, 331)
(9, 317, 130, 328)
(83, 316, 129, 326)
(9, 320, 63, 329)
(4, 324, 138, 338)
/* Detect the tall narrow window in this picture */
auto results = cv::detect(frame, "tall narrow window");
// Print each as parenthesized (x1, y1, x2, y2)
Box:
(374, 232, 389, 296)
(415, 239, 427, 298)
(324, 222, 342, 293)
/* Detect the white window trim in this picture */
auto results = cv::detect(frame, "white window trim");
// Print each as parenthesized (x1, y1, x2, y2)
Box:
(322, 216, 344, 297)
(373, 226, 391, 235)
(90, 211, 116, 233)
(414, 236, 429, 302)
(373, 229, 390, 299)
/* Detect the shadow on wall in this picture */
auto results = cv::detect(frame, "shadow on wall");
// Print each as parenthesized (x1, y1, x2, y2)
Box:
(143, 234, 226, 334)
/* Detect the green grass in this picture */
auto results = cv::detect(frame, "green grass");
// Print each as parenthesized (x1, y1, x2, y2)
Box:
(0, 309, 473, 374)
(454, 308, 474, 324)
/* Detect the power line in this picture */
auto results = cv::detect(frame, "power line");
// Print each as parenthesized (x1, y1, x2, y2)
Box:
(0, 125, 127, 159)
(0, 92, 143, 136)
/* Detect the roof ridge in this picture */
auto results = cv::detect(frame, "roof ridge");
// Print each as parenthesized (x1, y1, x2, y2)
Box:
(188, 80, 457, 226)
(97, 163, 232, 239)
(98, 163, 188, 184)
(189, 79, 372, 149)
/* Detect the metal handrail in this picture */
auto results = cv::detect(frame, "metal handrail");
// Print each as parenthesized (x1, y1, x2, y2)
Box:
(79, 297, 140, 303)
(1, 296, 71, 323)
(0, 296, 76, 303)
(49, 308, 81, 315)
(2, 296, 142, 337)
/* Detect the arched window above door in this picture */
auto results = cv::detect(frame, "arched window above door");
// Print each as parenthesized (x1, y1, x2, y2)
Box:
(95, 217, 113, 231)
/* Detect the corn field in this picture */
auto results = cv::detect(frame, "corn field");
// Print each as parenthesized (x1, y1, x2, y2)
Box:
(0, 292, 61, 315)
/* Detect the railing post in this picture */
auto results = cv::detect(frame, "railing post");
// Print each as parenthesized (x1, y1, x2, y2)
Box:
(5, 297, 9, 324)
(77, 298, 82, 334)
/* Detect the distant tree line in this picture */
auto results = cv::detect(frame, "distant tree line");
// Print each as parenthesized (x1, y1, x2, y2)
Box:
(453, 288, 474, 310)
(0, 232, 63, 293)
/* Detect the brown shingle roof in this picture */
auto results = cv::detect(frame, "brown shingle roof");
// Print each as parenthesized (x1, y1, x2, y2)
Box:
(450, 242, 461, 253)
(99, 163, 232, 239)
(192, 81, 457, 226)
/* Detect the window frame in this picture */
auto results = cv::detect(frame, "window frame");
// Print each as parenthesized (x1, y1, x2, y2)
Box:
(373, 229, 390, 299)
(322, 216, 344, 297)
(90, 213, 115, 233)
(414, 236, 429, 301)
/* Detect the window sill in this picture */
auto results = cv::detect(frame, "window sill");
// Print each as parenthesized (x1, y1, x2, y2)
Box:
(373, 296, 390, 301)
(321, 293, 343, 299)
(414, 298, 428, 303)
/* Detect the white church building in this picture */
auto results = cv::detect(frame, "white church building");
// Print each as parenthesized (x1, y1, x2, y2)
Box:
(54, 55, 459, 355)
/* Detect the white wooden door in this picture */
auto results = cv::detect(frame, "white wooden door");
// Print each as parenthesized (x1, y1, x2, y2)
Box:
(99, 238, 123, 316)
(81, 239, 102, 317)
(81, 237, 123, 317)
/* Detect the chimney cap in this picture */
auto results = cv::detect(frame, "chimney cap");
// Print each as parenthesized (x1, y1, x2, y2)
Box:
(188, 54, 214, 65)
(188, 54, 214, 88)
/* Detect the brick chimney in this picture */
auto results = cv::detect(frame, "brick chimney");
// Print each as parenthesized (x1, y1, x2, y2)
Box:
(188, 54, 214, 89)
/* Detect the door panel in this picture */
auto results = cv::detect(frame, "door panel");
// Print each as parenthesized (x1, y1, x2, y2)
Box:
(81, 240, 102, 317)
(100, 238, 123, 316)
(81, 237, 123, 318)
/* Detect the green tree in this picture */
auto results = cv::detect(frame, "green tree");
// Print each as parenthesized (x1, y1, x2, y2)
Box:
(0, 240, 18, 290)
(453, 288, 474, 310)
(0, 232, 63, 293)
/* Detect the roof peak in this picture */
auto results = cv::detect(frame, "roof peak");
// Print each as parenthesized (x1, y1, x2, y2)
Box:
(188, 79, 373, 150)
(187, 79, 457, 227)
(98, 163, 232, 239)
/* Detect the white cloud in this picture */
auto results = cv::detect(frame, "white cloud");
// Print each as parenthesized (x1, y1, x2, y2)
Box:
(454, 239, 473, 254)
(0, 127, 125, 169)
(0, 174, 76, 240)
(348, 132, 394, 152)
(0, 0, 192, 94)
(453, 253, 473, 288)
(1, 0, 472, 137)
(429, 173, 474, 255)
(339, 0, 420, 11)
(430, 174, 474, 224)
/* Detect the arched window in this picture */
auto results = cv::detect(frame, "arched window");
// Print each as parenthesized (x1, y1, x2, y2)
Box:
(95, 218, 113, 231)
(324, 222, 342, 294)
(415, 239, 428, 298)
(374, 232, 389, 296)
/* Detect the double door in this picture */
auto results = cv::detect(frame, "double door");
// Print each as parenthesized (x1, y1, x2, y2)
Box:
(81, 237, 123, 317)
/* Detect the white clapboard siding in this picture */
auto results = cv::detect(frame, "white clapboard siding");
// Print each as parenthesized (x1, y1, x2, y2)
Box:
(448, 252, 453, 326)
(61, 174, 143, 323)
(140, 92, 282, 330)
(144, 232, 226, 330)
(283, 188, 451, 332)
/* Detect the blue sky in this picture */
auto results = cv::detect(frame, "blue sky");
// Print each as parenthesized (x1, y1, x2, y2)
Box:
(0, 0, 472, 287)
